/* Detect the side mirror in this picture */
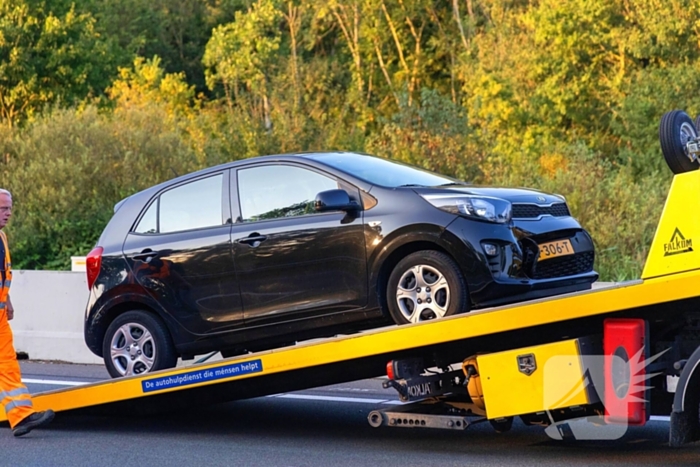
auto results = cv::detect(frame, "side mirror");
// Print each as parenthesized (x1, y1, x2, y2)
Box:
(315, 189, 359, 213)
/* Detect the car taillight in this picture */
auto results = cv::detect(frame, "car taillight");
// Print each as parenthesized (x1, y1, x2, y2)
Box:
(86, 247, 103, 289)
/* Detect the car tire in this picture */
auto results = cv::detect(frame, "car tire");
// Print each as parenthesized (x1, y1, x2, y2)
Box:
(659, 110, 700, 174)
(490, 417, 514, 433)
(386, 250, 468, 325)
(102, 310, 177, 378)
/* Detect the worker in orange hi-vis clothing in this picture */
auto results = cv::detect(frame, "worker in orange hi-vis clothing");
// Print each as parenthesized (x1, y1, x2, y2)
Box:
(0, 189, 54, 437)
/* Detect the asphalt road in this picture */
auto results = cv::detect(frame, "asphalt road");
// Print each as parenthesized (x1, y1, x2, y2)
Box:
(1, 362, 699, 466)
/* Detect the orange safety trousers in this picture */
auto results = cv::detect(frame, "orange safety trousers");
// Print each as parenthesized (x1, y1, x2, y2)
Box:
(0, 230, 34, 428)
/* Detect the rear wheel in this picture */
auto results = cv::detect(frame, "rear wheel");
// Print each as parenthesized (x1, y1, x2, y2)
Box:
(102, 310, 177, 378)
(659, 110, 699, 174)
(386, 251, 468, 325)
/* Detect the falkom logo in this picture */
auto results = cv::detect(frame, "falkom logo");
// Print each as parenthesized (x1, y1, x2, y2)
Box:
(664, 228, 693, 256)
(543, 348, 665, 440)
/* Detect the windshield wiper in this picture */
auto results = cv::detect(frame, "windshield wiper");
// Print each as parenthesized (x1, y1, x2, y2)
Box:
(397, 184, 425, 187)
(436, 182, 469, 187)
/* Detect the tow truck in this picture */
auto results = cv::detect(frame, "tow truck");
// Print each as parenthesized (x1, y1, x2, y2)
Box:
(4, 111, 700, 446)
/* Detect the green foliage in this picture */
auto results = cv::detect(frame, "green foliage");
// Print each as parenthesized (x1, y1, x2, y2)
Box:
(621, 0, 700, 66)
(0, 105, 199, 269)
(0, 0, 117, 126)
(367, 88, 480, 181)
(81, 0, 244, 93)
(108, 56, 197, 117)
(204, 0, 282, 98)
(1, 0, 696, 282)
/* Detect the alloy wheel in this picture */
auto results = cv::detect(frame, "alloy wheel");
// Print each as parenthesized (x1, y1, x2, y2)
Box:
(395, 264, 450, 323)
(109, 322, 156, 376)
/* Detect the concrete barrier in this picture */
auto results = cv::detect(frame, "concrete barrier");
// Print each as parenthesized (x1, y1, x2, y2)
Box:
(10, 270, 101, 364)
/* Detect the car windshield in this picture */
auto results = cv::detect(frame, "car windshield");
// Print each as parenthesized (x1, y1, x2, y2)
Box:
(310, 153, 461, 188)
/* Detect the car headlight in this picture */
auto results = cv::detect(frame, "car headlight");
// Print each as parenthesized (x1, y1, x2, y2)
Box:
(422, 194, 512, 223)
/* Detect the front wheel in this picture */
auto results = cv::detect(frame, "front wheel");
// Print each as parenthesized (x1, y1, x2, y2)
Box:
(386, 251, 469, 325)
(102, 310, 177, 378)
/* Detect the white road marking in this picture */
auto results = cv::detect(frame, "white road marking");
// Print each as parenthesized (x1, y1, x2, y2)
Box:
(23, 378, 87, 387)
(269, 394, 673, 422)
(267, 393, 401, 405)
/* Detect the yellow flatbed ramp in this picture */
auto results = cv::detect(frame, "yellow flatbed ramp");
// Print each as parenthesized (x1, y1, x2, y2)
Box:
(3, 167, 700, 421)
(0, 271, 695, 420)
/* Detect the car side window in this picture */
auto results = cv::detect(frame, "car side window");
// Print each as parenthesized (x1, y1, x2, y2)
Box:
(238, 165, 339, 222)
(134, 174, 224, 234)
(160, 174, 224, 233)
(134, 200, 158, 234)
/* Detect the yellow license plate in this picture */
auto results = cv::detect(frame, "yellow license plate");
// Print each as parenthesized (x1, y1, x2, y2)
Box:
(538, 239, 574, 261)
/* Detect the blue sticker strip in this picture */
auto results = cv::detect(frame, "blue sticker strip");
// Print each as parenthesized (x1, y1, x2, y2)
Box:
(141, 359, 263, 393)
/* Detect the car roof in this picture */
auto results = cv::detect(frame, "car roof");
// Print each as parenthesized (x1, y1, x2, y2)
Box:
(175, 150, 365, 181)
(113, 151, 367, 212)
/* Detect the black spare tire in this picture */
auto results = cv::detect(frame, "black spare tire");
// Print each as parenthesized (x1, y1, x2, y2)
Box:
(659, 110, 700, 174)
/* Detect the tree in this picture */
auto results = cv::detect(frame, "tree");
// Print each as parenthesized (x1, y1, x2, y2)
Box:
(0, 0, 116, 126)
(108, 56, 197, 118)
(203, 0, 282, 130)
(82, 0, 243, 94)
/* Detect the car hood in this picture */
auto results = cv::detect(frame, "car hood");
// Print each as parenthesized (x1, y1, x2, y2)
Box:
(412, 186, 565, 205)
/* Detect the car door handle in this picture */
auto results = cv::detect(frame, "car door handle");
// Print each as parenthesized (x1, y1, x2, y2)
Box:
(133, 249, 159, 262)
(236, 234, 267, 247)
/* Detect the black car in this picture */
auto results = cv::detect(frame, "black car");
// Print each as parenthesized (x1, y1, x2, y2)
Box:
(84, 152, 597, 377)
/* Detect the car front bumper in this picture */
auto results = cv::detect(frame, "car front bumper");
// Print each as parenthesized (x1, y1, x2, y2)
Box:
(444, 217, 598, 308)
